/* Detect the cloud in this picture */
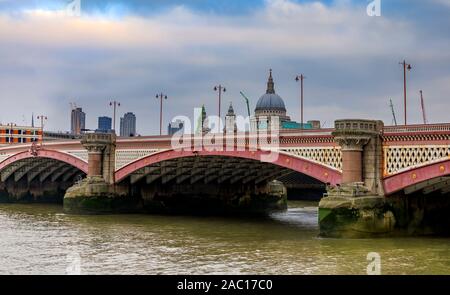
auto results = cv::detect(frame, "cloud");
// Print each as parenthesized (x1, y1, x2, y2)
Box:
(0, 0, 449, 133)
(433, 0, 450, 7)
(1, 1, 414, 57)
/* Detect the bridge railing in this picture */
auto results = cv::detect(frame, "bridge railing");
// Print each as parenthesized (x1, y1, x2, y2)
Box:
(383, 123, 450, 134)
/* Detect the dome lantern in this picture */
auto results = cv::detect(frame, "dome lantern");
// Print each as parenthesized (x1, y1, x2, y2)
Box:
(266, 69, 275, 94)
(255, 69, 286, 113)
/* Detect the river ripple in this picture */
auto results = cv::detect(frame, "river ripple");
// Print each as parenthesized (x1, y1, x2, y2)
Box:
(0, 201, 448, 274)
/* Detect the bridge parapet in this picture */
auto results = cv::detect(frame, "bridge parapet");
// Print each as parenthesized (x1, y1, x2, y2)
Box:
(113, 131, 341, 173)
(382, 124, 450, 177)
(383, 123, 450, 133)
(383, 144, 450, 176)
(281, 147, 342, 171)
(115, 149, 163, 170)
(0, 153, 12, 163)
(335, 119, 381, 134)
(65, 150, 88, 162)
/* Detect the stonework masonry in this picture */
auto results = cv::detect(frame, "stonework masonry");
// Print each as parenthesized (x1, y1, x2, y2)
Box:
(81, 133, 116, 183)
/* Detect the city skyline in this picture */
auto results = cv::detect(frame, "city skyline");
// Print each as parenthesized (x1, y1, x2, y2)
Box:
(0, 0, 449, 135)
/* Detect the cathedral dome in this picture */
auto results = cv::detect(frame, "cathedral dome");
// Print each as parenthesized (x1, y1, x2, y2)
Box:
(255, 93, 286, 111)
(255, 69, 286, 112)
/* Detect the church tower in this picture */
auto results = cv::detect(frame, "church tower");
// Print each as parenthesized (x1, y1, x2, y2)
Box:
(225, 102, 237, 133)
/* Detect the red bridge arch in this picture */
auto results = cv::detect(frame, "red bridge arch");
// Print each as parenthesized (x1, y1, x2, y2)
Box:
(383, 159, 450, 195)
(115, 149, 342, 184)
(0, 149, 88, 174)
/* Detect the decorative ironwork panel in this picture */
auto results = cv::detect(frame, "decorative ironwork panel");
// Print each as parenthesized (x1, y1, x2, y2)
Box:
(0, 154, 12, 164)
(281, 147, 342, 171)
(384, 145, 450, 175)
(116, 149, 162, 170)
(65, 150, 89, 162)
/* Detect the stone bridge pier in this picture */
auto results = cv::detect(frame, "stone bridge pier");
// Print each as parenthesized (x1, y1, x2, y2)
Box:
(319, 119, 395, 238)
(63, 133, 138, 214)
(83, 132, 116, 183)
(63, 133, 287, 215)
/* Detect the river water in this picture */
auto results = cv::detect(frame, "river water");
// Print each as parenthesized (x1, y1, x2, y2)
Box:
(0, 201, 448, 275)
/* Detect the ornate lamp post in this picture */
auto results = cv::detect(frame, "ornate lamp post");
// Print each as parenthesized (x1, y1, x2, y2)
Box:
(399, 60, 412, 125)
(109, 101, 121, 133)
(6, 122, 15, 144)
(36, 115, 47, 145)
(156, 93, 168, 136)
(295, 74, 306, 130)
(214, 84, 226, 130)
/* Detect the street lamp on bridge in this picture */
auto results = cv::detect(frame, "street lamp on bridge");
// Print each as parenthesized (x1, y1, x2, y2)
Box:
(295, 74, 306, 130)
(6, 122, 16, 144)
(399, 60, 412, 125)
(109, 101, 121, 133)
(213, 84, 226, 130)
(36, 115, 47, 146)
(156, 93, 168, 136)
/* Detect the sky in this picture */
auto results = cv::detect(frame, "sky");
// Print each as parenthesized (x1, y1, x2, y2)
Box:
(0, 0, 449, 134)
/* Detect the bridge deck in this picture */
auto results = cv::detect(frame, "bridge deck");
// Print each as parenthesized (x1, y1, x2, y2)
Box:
(1, 124, 449, 195)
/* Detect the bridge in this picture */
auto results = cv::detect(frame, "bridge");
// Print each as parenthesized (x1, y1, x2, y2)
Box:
(1, 119, 449, 237)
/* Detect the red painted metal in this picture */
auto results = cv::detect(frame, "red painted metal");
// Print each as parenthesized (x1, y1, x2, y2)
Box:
(2, 123, 450, 190)
(0, 149, 88, 174)
(114, 149, 342, 184)
(383, 159, 450, 195)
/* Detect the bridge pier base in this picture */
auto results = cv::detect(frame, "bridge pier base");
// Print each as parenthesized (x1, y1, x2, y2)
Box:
(319, 184, 395, 238)
(63, 133, 141, 214)
(64, 176, 141, 214)
(319, 120, 395, 237)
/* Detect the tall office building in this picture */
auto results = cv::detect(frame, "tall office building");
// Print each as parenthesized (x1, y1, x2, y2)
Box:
(97, 116, 112, 133)
(71, 107, 86, 135)
(119, 112, 136, 137)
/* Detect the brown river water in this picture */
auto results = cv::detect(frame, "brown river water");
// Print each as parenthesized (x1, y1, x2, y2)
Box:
(0, 201, 448, 274)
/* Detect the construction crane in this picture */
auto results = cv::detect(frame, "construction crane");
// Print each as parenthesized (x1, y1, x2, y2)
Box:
(389, 99, 398, 126)
(239, 91, 251, 117)
(420, 90, 428, 124)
